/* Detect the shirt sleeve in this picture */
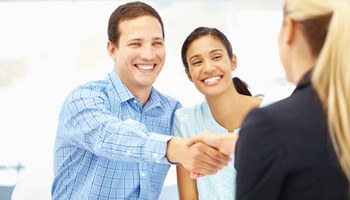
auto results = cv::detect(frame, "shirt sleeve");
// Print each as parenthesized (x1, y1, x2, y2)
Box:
(235, 108, 284, 200)
(57, 88, 175, 165)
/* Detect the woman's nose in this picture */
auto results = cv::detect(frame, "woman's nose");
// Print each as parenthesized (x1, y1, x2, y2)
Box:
(202, 61, 215, 73)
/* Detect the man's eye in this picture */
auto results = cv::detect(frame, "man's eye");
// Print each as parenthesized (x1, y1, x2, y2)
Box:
(129, 43, 141, 47)
(153, 42, 163, 47)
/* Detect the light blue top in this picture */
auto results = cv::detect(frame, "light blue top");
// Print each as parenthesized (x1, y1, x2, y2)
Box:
(174, 98, 269, 200)
(52, 70, 181, 200)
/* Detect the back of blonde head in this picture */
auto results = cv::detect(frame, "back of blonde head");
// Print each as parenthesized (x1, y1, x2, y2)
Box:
(285, 0, 350, 180)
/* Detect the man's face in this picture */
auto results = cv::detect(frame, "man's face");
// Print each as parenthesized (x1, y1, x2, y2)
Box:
(109, 15, 165, 92)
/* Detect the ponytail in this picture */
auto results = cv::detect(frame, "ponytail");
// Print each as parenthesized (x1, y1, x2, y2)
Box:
(232, 77, 252, 96)
(312, 1, 350, 180)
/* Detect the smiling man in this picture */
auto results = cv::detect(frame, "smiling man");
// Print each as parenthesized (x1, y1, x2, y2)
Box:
(51, 1, 230, 199)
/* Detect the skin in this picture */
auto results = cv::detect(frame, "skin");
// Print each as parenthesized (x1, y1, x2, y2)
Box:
(108, 15, 230, 177)
(278, 17, 316, 84)
(186, 35, 237, 99)
(108, 15, 165, 106)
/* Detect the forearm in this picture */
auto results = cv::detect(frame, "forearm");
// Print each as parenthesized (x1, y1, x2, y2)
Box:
(177, 165, 198, 200)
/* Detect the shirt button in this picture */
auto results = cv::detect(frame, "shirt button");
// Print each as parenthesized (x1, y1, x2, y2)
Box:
(133, 99, 137, 104)
(141, 172, 146, 177)
(152, 153, 158, 158)
(127, 150, 131, 155)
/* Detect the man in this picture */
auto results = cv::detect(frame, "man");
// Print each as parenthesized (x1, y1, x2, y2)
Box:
(52, 1, 230, 199)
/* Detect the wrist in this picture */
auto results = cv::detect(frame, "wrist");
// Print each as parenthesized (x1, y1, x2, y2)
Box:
(221, 134, 238, 155)
(166, 137, 184, 163)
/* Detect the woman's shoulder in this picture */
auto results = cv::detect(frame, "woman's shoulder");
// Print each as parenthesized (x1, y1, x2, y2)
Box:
(174, 101, 210, 137)
(175, 101, 208, 119)
(252, 93, 275, 108)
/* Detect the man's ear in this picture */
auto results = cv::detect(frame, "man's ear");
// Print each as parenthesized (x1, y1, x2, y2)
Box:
(283, 17, 296, 44)
(185, 69, 193, 82)
(231, 54, 237, 71)
(107, 41, 116, 59)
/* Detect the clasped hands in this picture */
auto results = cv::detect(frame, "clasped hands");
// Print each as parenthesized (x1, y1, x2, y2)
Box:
(167, 131, 238, 180)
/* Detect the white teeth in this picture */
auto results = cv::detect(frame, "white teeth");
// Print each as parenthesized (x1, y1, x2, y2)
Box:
(204, 76, 221, 83)
(137, 65, 154, 70)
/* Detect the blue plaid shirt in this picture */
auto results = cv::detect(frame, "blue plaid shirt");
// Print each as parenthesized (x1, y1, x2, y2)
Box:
(52, 70, 181, 199)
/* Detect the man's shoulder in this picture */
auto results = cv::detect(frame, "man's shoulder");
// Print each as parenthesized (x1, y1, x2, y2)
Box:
(153, 89, 182, 109)
(65, 78, 110, 102)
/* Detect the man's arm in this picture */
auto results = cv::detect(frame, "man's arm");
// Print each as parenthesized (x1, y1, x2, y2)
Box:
(58, 88, 175, 164)
(59, 86, 229, 174)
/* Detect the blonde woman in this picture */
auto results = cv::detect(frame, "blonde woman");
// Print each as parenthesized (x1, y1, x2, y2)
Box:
(187, 0, 350, 199)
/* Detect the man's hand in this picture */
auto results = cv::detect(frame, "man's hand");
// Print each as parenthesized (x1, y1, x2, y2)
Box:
(185, 131, 239, 155)
(166, 137, 230, 176)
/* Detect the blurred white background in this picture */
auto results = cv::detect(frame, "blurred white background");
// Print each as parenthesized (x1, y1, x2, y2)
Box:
(0, 0, 293, 198)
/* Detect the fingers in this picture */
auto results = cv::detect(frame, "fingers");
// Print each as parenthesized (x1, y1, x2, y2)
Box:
(219, 133, 239, 155)
(186, 133, 239, 155)
(184, 134, 204, 146)
(185, 142, 231, 175)
(190, 172, 203, 179)
(200, 142, 231, 165)
(184, 131, 214, 146)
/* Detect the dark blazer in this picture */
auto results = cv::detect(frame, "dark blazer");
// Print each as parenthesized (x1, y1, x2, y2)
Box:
(235, 71, 349, 200)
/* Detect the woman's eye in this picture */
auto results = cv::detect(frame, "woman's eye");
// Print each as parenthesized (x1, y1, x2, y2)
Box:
(213, 55, 222, 60)
(192, 61, 202, 66)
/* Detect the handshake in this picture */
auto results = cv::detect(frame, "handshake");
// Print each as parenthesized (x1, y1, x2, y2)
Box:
(166, 132, 239, 179)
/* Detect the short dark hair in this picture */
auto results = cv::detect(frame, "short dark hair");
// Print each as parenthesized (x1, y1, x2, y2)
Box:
(107, 1, 164, 47)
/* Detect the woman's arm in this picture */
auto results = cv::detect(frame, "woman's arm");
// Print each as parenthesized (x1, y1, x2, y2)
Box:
(177, 164, 198, 200)
(185, 131, 239, 155)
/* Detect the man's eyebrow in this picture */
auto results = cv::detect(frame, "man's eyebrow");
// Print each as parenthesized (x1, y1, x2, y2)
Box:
(127, 38, 142, 42)
(153, 37, 164, 41)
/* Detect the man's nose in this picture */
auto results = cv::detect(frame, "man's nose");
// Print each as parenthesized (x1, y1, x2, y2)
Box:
(140, 44, 156, 60)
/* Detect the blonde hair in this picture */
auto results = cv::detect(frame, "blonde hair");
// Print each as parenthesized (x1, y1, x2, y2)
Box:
(285, 0, 350, 180)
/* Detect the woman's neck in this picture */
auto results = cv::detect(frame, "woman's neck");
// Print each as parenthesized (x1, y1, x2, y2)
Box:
(206, 87, 261, 132)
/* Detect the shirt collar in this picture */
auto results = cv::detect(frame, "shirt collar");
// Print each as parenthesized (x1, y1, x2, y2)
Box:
(146, 87, 162, 109)
(296, 69, 313, 89)
(108, 70, 134, 103)
(108, 70, 162, 109)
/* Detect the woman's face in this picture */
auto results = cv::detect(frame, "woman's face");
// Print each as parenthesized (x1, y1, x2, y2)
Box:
(185, 35, 236, 97)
